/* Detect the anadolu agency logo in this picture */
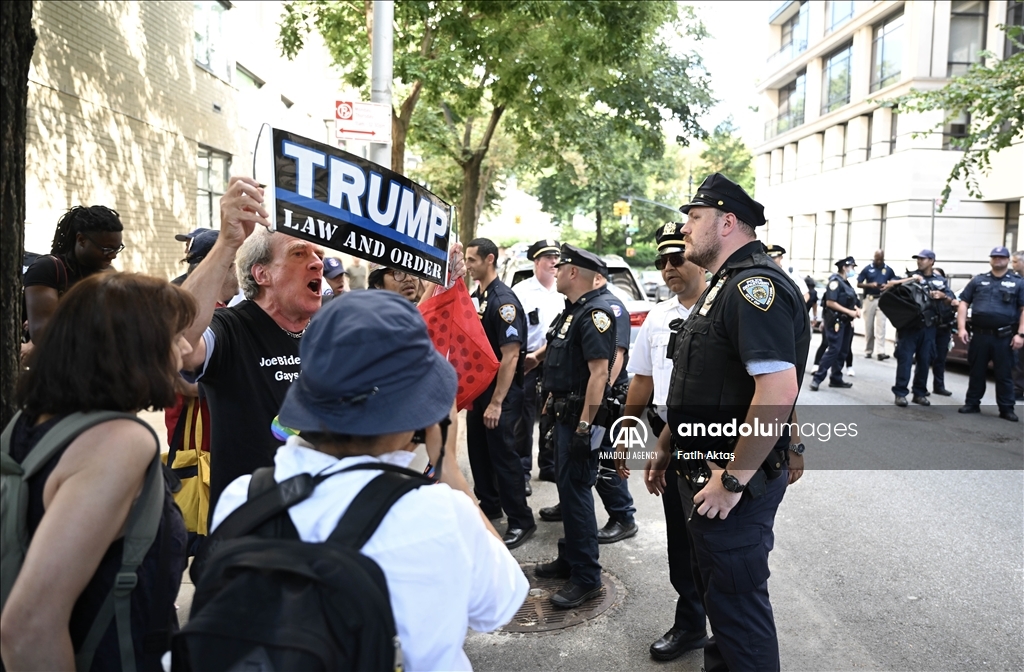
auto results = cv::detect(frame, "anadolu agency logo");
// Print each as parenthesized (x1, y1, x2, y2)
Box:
(598, 416, 660, 462)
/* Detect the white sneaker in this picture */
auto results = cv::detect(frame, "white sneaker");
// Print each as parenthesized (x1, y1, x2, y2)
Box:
(845, 367, 855, 377)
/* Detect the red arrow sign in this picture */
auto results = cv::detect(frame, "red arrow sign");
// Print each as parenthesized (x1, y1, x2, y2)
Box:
(337, 128, 376, 136)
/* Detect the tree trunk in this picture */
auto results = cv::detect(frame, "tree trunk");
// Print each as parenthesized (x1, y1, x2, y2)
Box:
(459, 152, 485, 244)
(595, 206, 604, 255)
(0, 1, 36, 428)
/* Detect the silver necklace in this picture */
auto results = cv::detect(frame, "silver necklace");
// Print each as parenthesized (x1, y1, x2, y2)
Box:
(281, 322, 309, 339)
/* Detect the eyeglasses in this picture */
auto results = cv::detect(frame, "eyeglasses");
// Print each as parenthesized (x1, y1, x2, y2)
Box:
(83, 233, 125, 257)
(655, 253, 685, 270)
(385, 269, 410, 282)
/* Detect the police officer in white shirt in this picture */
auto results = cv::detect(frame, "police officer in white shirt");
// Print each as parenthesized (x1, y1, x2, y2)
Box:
(514, 240, 567, 484)
(211, 291, 529, 671)
(617, 223, 711, 661)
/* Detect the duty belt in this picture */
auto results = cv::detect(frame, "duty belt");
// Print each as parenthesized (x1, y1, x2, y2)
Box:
(674, 446, 788, 500)
(970, 324, 1016, 337)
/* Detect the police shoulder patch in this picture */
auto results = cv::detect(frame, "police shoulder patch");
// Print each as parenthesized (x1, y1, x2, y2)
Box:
(592, 310, 612, 333)
(828, 280, 839, 291)
(499, 303, 517, 323)
(610, 303, 622, 317)
(737, 276, 776, 311)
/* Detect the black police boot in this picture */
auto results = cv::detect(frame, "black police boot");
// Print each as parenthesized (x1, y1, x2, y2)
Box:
(911, 395, 931, 406)
(895, 396, 908, 407)
(539, 504, 562, 522)
(999, 410, 1019, 422)
(550, 581, 602, 609)
(809, 380, 820, 391)
(597, 519, 638, 544)
(534, 558, 571, 579)
(958, 405, 980, 414)
(649, 626, 709, 661)
(524, 480, 533, 496)
(933, 387, 953, 396)
(829, 380, 853, 388)
(502, 525, 536, 549)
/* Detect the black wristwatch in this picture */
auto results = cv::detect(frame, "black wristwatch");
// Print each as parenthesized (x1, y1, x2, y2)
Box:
(789, 442, 806, 455)
(721, 470, 746, 493)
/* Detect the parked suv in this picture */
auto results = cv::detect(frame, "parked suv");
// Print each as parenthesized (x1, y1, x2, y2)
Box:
(499, 253, 651, 348)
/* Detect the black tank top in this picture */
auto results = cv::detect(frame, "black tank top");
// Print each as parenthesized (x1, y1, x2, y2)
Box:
(8, 413, 188, 671)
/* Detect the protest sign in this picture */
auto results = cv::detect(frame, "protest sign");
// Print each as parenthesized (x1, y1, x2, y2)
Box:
(259, 126, 451, 285)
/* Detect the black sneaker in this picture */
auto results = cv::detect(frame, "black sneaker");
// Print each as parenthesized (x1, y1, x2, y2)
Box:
(550, 581, 602, 609)
(877, 354, 891, 361)
(911, 395, 931, 406)
(828, 380, 853, 388)
(933, 388, 953, 396)
(999, 410, 1019, 422)
(534, 559, 571, 579)
(809, 380, 820, 391)
(958, 405, 980, 414)
(895, 396, 908, 407)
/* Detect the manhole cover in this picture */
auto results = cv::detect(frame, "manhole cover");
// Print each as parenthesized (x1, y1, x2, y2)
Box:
(501, 564, 621, 633)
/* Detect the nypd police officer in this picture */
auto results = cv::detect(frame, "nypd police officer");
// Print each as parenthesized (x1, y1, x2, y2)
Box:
(534, 244, 617, 609)
(465, 237, 536, 548)
(956, 246, 1024, 422)
(663, 173, 810, 671)
(514, 239, 566, 484)
(809, 257, 860, 391)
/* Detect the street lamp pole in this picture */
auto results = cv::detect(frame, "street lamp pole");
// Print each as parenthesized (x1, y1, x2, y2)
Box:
(370, 1, 393, 169)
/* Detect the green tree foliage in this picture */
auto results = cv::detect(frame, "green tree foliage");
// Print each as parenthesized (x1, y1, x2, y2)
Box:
(279, 1, 712, 244)
(697, 118, 754, 193)
(880, 21, 1023, 207)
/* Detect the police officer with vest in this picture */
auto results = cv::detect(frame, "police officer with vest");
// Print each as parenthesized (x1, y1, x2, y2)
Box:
(514, 239, 566, 485)
(956, 246, 1024, 422)
(809, 257, 860, 391)
(465, 237, 536, 549)
(665, 173, 810, 671)
(534, 244, 617, 609)
(886, 250, 957, 407)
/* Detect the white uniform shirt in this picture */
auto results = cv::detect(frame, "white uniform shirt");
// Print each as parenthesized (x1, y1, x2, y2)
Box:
(212, 438, 529, 671)
(626, 295, 693, 407)
(512, 275, 566, 352)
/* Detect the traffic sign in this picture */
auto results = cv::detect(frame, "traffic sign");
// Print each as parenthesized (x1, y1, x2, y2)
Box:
(335, 100, 392, 143)
(625, 247, 635, 257)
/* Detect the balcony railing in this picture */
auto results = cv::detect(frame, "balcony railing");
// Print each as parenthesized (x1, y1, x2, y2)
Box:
(764, 108, 805, 140)
(767, 38, 808, 70)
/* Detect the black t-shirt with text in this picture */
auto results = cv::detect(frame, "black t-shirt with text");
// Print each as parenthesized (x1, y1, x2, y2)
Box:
(197, 300, 302, 506)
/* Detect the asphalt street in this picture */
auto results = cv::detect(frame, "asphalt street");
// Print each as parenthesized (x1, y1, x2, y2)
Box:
(167, 334, 1024, 671)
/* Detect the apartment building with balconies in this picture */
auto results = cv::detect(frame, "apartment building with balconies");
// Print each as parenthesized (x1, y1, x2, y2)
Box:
(754, 0, 1023, 280)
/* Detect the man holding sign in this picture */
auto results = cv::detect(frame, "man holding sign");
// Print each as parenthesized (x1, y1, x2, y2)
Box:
(181, 176, 464, 511)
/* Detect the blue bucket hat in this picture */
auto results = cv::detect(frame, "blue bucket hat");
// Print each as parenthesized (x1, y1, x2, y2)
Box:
(278, 291, 457, 435)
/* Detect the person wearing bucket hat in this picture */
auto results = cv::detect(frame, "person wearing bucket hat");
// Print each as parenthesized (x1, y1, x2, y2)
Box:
(885, 249, 957, 407)
(209, 291, 529, 670)
(661, 173, 810, 671)
(809, 257, 860, 391)
(955, 246, 1024, 421)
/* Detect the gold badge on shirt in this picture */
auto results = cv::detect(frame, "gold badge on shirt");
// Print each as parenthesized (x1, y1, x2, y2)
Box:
(558, 314, 573, 338)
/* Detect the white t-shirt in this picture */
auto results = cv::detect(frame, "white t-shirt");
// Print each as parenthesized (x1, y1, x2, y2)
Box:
(512, 276, 566, 352)
(627, 295, 693, 407)
(211, 439, 529, 671)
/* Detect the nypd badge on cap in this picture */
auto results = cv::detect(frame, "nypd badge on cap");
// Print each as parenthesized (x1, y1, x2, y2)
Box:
(527, 239, 561, 260)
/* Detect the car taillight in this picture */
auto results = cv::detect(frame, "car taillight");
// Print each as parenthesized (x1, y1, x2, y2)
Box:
(630, 311, 648, 327)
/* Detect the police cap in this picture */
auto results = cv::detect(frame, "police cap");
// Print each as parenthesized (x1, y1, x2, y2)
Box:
(679, 173, 767, 227)
(990, 246, 1010, 258)
(555, 243, 607, 275)
(765, 244, 786, 258)
(655, 223, 686, 254)
(835, 256, 857, 269)
(527, 239, 561, 260)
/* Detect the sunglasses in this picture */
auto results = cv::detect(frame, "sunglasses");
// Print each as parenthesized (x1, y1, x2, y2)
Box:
(655, 253, 685, 270)
(83, 233, 125, 257)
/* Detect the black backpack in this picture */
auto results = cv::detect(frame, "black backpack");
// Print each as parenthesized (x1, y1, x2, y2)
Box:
(878, 282, 938, 331)
(172, 462, 431, 672)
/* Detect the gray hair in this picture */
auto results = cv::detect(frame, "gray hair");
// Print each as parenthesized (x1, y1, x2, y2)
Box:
(236, 228, 276, 300)
(1013, 250, 1024, 262)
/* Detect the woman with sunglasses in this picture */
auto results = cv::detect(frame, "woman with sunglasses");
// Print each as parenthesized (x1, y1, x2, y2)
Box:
(23, 205, 125, 343)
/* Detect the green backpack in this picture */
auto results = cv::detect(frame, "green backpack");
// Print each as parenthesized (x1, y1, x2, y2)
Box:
(0, 410, 164, 672)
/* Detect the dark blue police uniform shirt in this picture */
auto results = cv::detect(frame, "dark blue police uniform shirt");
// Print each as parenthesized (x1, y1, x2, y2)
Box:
(823, 273, 858, 311)
(959, 271, 1024, 329)
(857, 263, 896, 296)
(597, 286, 630, 386)
(473, 277, 527, 359)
